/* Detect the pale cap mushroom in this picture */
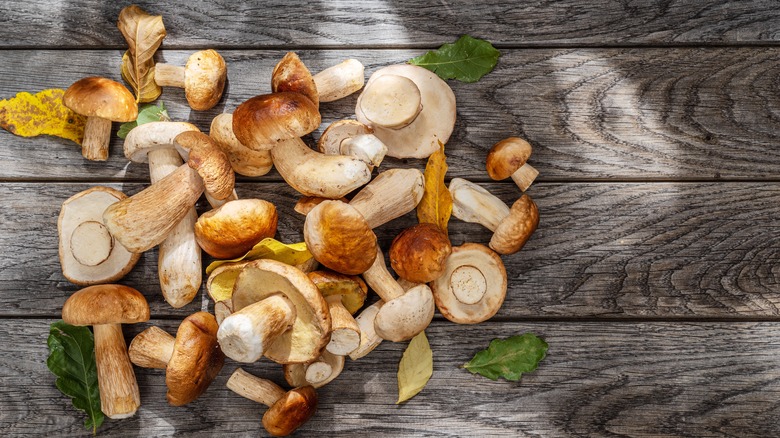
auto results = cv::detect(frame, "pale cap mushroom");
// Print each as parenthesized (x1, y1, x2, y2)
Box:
(430, 243, 507, 324)
(232, 92, 320, 151)
(283, 350, 344, 388)
(58, 187, 140, 285)
(356, 64, 456, 159)
(194, 198, 278, 259)
(317, 119, 387, 168)
(486, 137, 539, 192)
(123, 121, 199, 163)
(155, 49, 227, 111)
(210, 113, 272, 177)
(307, 270, 367, 355)
(63, 76, 137, 161)
(128, 311, 224, 405)
(389, 223, 452, 283)
(227, 368, 318, 437)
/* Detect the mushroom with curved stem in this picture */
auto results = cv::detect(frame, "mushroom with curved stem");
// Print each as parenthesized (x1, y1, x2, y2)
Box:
(61, 284, 150, 419)
(194, 198, 278, 260)
(449, 178, 539, 255)
(284, 349, 344, 388)
(227, 368, 318, 437)
(155, 49, 227, 111)
(308, 270, 368, 355)
(348, 300, 384, 360)
(63, 77, 137, 161)
(486, 137, 539, 192)
(210, 113, 272, 177)
(362, 248, 435, 342)
(128, 311, 224, 405)
(318, 120, 387, 169)
(389, 223, 452, 283)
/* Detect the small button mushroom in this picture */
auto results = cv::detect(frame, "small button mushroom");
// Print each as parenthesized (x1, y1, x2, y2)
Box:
(355, 64, 456, 159)
(430, 243, 507, 324)
(389, 223, 452, 283)
(318, 120, 387, 169)
(449, 178, 540, 255)
(63, 77, 137, 161)
(155, 49, 227, 111)
(128, 312, 224, 406)
(210, 113, 273, 177)
(284, 350, 345, 388)
(227, 368, 318, 437)
(194, 198, 278, 260)
(58, 187, 140, 285)
(61, 284, 150, 419)
(308, 270, 368, 355)
(486, 137, 539, 192)
(217, 259, 331, 364)
(348, 300, 384, 360)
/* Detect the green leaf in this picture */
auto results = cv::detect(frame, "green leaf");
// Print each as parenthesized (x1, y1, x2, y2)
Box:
(397, 331, 433, 404)
(117, 101, 170, 139)
(409, 35, 500, 83)
(463, 333, 548, 381)
(47, 320, 104, 434)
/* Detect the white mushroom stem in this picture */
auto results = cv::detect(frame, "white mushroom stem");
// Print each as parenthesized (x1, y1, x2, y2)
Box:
(349, 301, 384, 360)
(349, 168, 424, 228)
(324, 295, 360, 356)
(227, 368, 285, 407)
(362, 250, 404, 302)
(511, 164, 540, 192)
(155, 63, 186, 88)
(358, 74, 422, 129)
(205, 188, 238, 209)
(302, 351, 344, 387)
(313, 59, 365, 102)
(340, 134, 387, 168)
(128, 326, 175, 369)
(449, 178, 510, 232)
(217, 293, 297, 363)
(82, 116, 112, 161)
(93, 323, 141, 419)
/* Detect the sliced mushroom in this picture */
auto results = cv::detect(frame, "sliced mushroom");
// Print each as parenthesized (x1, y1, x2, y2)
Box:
(210, 113, 273, 177)
(283, 350, 344, 388)
(486, 137, 539, 192)
(155, 49, 227, 110)
(317, 120, 387, 169)
(308, 270, 367, 355)
(389, 223, 452, 283)
(348, 300, 384, 360)
(194, 199, 278, 260)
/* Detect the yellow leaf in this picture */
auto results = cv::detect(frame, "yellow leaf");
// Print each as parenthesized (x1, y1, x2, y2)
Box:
(0, 89, 86, 144)
(416, 141, 452, 234)
(205, 238, 312, 275)
(206, 262, 248, 302)
(117, 5, 166, 103)
(397, 331, 433, 404)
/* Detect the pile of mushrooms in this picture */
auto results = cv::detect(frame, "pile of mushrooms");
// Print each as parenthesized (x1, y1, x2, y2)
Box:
(54, 47, 539, 436)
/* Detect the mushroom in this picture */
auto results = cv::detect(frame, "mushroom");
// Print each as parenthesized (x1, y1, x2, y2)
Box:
(355, 64, 456, 159)
(430, 243, 507, 324)
(194, 198, 278, 259)
(62, 76, 137, 161)
(348, 300, 384, 360)
(124, 121, 202, 308)
(210, 113, 272, 177)
(294, 196, 347, 215)
(128, 311, 224, 405)
(283, 350, 344, 388)
(227, 368, 318, 437)
(174, 131, 238, 209)
(362, 248, 435, 342)
(271, 52, 320, 108)
(232, 92, 320, 151)
(389, 223, 452, 283)
(58, 187, 140, 285)
(308, 270, 367, 355)
(155, 49, 227, 111)
(486, 137, 539, 192)
(313, 59, 364, 102)
(317, 120, 387, 169)
(61, 284, 150, 419)
(217, 259, 330, 364)
(449, 178, 539, 255)
(103, 131, 234, 253)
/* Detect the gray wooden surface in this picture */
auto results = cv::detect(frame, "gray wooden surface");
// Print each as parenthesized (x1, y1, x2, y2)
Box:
(1, 1, 779, 437)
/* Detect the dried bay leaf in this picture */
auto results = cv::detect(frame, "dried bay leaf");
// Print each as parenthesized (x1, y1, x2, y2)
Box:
(409, 35, 500, 83)
(0, 89, 86, 144)
(416, 142, 452, 234)
(118, 5, 166, 103)
(397, 331, 433, 404)
(463, 333, 548, 381)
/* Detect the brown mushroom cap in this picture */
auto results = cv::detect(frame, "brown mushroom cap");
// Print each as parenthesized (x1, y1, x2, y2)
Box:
(184, 49, 227, 111)
(272, 52, 319, 108)
(62, 284, 150, 326)
(389, 223, 452, 283)
(486, 137, 533, 180)
(63, 77, 138, 122)
(307, 270, 368, 314)
(177, 131, 235, 200)
(303, 200, 377, 275)
(166, 311, 225, 406)
(262, 385, 318, 437)
(194, 199, 278, 259)
(232, 92, 321, 151)
(317, 120, 372, 155)
(490, 194, 539, 255)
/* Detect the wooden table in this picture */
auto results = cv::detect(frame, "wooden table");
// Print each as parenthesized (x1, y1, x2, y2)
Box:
(2, 1, 779, 436)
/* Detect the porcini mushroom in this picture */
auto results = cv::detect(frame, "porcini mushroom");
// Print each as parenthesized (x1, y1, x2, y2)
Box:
(389, 223, 452, 283)
(317, 120, 387, 169)
(308, 270, 367, 355)
(217, 259, 330, 364)
(356, 64, 456, 159)
(449, 178, 539, 255)
(294, 196, 347, 216)
(348, 300, 384, 360)
(227, 368, 317, 437)
(362, 248, 434, 342)
(486, 137, 539, 192)
(155, 49, 227, 111)
(430, 243, 507, 324)
(232, 92, 320, 151)
(61, 284, 150, 419)
(194, 198, 278, 260)
(128, 311, 224, 405)
(283, 350, 344, 388)
(63, 76, 137, 161)
(58, 187, 140, 285)
(210, 113, 272, 177)
(313, 59, 364, 102)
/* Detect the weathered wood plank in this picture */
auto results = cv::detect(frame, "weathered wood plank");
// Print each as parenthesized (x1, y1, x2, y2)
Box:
(1, 0, 779, 48)
(4, 319, 780, 437)
(3, 181, 779, 319)
(2, 48, 779, 181)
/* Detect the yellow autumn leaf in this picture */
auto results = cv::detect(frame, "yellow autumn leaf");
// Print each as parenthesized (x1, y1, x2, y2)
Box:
(0, 89, 86, 144)
(397, 331, 433, 404)
(205, 238, 312, 275)
(416, 141, 452, 234)
(117, 5, 166, 103)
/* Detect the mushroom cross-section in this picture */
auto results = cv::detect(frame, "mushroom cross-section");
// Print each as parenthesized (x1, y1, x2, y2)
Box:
(449, 178, 539, 255)
(308, 270, 367, 355)
(486, 137, 539, 192)
(227, 368, 318, 437)
(128, 311, 224, 405)
(63, 76, 137, 161)
(61, 284, 150, 419)
(155, 49, 227, 110)
(283, 350, 345, 388)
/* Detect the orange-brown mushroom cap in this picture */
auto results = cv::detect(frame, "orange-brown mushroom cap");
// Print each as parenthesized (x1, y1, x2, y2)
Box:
(63, 77, 138, 122)
(166, 311, 225, 406)
(184, 49, 227, 111)
(62, 284, 150, 325)
(178, 131, 236, 200)
(262, 385, 318, 437)
(490, 194, 539, 255)
(486, 137, 533, 181)
(303, 201, 377, 275)
(389, 223, 452, 283)
(194, 199, 278, 259)
(232, 92, 321, 151)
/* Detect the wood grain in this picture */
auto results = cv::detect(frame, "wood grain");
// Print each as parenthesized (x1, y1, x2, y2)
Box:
(4, 181, 778, 319)
(6, 319, 780, 437)
(1, 0, 779, 48)
(2, 48, 779, 181)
